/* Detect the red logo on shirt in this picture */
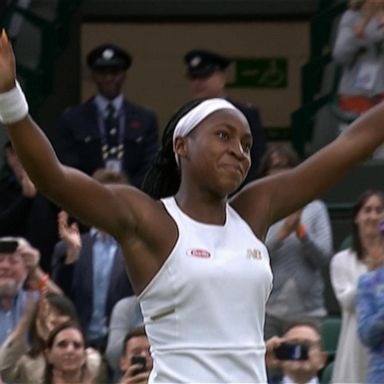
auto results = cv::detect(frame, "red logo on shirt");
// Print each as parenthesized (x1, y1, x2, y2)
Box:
(187, 249, 211, 258)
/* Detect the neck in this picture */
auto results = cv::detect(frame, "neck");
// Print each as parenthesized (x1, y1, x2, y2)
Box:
(286, 372, 316, 384)
(52, 368, 83, 384)
(174, 189, 227, 225)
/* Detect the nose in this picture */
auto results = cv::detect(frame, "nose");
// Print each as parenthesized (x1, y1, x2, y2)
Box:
(229, 139, 248, 160)
(0, 257, 11, 269)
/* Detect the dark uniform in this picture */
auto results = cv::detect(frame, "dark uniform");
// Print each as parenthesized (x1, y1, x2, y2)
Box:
(55, 44, 159, 188)
(184, 49, 266, 184)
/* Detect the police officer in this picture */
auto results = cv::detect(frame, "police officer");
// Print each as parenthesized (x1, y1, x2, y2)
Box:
(184, 49, 266, 183)
(55, 43, 159, 188)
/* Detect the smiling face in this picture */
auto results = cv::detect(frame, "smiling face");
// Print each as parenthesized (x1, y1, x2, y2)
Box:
(0, 250, 27, 297)
(355, 194, 384, 237)
(175, 109, 252, 196)
(46, 327, 86, 374)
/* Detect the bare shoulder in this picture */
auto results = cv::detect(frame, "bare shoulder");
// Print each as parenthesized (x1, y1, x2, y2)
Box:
(110, 186, 178, 293)
(111, 185, 175, 241)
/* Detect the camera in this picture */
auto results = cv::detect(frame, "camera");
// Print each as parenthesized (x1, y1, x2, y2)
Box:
(0, 239, 19, 254)
(131, 355, 146, 375)
(274, 342, 309, 361)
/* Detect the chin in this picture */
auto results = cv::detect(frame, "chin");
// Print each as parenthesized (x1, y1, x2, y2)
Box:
(0, 280, 19, 296)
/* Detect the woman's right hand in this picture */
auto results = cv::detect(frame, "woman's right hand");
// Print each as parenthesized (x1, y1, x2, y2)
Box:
(0, 30, 16, 92)
(57, 210, 81, 264)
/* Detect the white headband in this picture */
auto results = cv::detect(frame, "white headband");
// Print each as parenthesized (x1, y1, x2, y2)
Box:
(172, 98, 243, 165)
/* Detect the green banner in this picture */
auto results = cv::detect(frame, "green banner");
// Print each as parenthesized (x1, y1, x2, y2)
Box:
(227, 58, 288, 88)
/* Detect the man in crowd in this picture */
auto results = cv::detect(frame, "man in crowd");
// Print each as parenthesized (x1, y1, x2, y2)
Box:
(55, 43, 159, 188)
(0, 236, 61, 345)
(266, 321, 328, 384)
(119, 326, 153, 384)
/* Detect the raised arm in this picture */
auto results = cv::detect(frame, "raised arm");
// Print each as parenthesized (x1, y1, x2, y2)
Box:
(0, 31, 149, 240)
(0, 31, 178, 293)
(233, 101, 384, 238)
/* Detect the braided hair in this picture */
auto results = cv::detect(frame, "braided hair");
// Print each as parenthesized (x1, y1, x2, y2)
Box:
(142, 98, 207, 199)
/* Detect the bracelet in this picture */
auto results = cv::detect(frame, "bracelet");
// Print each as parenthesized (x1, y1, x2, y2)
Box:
(0, 81, 29, 124)
(296, 224, 306, 239)
(37, 273, 49, 291)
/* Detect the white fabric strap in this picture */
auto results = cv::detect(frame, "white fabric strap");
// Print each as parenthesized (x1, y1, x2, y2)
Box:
(0, 81, 29, 124)
(172, 98, 242, 165)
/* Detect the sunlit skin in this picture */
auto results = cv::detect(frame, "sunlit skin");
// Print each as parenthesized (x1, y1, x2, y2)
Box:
(91, 68, 126, 100)
(46, 328, 86, 376)
(188, 71, 226, 99)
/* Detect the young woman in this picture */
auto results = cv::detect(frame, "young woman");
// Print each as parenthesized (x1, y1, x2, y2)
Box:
(44, 322, 102, 384)
(330, 190, 384, 383)
(0, 293, 106, 383)
(2, 31, 384, 382)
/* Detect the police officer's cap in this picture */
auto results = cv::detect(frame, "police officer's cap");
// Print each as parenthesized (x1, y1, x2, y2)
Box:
(184, 49, 231, 78)
(87, 43, 132, 71)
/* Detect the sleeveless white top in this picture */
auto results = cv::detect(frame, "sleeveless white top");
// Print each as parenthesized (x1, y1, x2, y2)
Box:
(138, 197, 273, 383)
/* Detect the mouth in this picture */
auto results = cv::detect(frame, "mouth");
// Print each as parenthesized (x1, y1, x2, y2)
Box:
(222, 164, 244, 177)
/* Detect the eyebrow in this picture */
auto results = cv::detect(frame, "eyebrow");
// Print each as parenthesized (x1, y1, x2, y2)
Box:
(216, 123, 252, 139)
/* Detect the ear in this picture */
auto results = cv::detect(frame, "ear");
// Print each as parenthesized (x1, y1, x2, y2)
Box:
(174, 137, 188, 161)
(319, 351, 328, 370)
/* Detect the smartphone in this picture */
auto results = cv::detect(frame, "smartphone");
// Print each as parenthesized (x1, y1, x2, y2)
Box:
(0, 239, 18, 253)
(131, 355, 146, 375)
(275, 342, 309, 361)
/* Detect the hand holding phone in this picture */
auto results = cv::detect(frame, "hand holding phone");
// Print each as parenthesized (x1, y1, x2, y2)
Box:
(131, 355, 146, 375)
(274, 342, 309, 361)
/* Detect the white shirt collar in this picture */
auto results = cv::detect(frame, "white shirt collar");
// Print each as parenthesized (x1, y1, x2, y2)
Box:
(282, 375, 320, 384)
(94, 94, 124, 116)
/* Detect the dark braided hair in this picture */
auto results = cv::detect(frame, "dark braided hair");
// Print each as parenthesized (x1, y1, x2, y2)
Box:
(142, 98, 207, 199)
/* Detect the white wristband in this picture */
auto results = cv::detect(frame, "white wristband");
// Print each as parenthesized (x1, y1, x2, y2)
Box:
(0, 81, 29, 124)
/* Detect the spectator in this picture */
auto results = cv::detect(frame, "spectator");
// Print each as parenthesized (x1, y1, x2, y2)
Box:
(0, 292, 94, 383)
(333, 0, 384, 123)
(0, 142, 59, 272)
(44, 322, 105, 384)
(106, 296, 143, 379)
(356, 202, 384, 383)
(183, 49, 266, 183)
(266, 321, 328, 384)
(52, 169, 134, 352)
(262, 144, 333, 340)
(118, 326, 153, 384)
(55, 43, 159, 188)
(0, 236, 61, 346)
(329, 190, 382, 382)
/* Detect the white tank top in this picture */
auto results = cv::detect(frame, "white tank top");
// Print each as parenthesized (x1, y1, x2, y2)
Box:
(138, 197, 273, 383)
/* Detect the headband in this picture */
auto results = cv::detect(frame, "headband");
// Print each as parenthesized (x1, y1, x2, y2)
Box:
(172, 98, 243, 165)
